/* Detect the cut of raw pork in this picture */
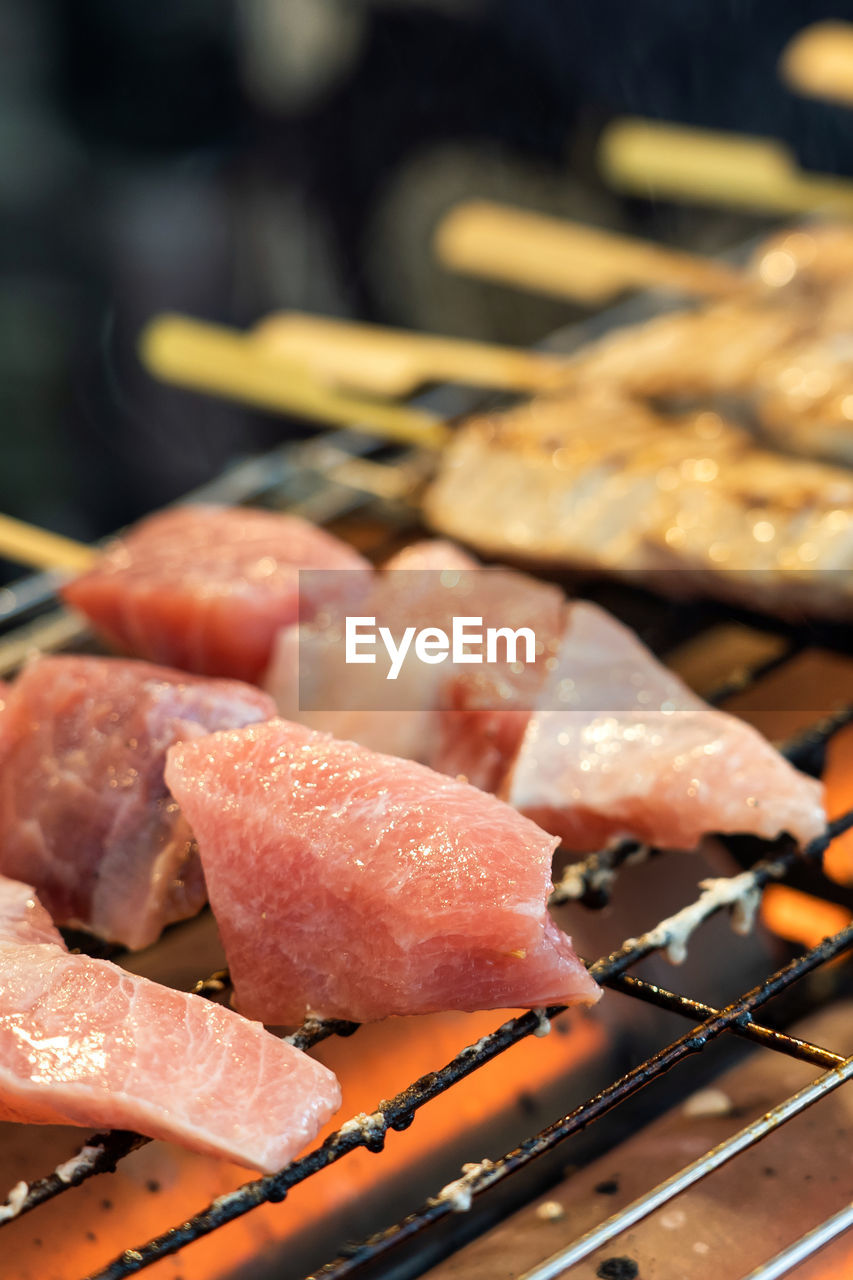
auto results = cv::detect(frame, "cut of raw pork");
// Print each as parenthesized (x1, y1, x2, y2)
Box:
(62, 504, 370, 682)
(264, 623, 436, 761)
(430, 576, 565, 793)
(165, 719, 600, 1023)
(380, 539, 479, 573)
(501, 602, 826, 851)
(0, 655, 276, 949)
(264, 539, 564, 769)
(263, 552, 465, 761)
(0, 875, 340, 1171)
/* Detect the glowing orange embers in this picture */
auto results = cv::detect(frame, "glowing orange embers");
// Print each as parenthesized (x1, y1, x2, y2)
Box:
(0, 961, 603, 1280)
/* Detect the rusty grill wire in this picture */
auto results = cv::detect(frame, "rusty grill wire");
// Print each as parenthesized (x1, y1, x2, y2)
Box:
(0, 431, 852, 1280)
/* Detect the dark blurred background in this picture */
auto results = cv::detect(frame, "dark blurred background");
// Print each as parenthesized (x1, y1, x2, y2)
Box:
(3, 0, 853, 548)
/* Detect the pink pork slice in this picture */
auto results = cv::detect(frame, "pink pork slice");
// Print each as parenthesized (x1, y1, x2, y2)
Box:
(429, 575, 566, 793)
(165, 720, 601, 1024)
(62, 504, 370, 683)
(265, 539, 483, 761)
(0, 655, 276, 949)
(0, 876, 340, 1172)
(378, 539, 568, 791)
(380, 539, 479, 573)
(265, 539, 566, 772)
(502, 602, 826, 852)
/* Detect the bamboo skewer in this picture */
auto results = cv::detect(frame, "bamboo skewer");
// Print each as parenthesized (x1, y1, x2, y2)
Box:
(781, 21, 853, 108)
(433, 200, 743, 303)
(0, 320, 454, 576)
(0, 462, 420, 582)
(0, 317, 460, 578)
(252, 311, 565, 398)
(0, 514, 95, 574)
(599, 118, 853, 217)
(140, 315, 451, 451)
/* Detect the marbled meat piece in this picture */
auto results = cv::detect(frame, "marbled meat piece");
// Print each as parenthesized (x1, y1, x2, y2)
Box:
(264, 623, 437, 761)
(502, 602, 826, 852)
(0, 875, 340, 1171)
(165, 719, 601, 1023)
(62, 504, 370, 682)
(0, 655, 275, 949)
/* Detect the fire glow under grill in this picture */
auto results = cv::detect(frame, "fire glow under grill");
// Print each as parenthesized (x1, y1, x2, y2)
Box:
(0, 430, 852, 1280)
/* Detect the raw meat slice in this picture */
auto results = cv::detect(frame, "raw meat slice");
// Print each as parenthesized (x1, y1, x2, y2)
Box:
(0, 876, 340, 1171)
(0, 655, 276, 949)
(269, 531, 824, 853)
(502, 602, 826, 851)
(264, 550, 475, 759)
(429, 578, 566, 792)
(264, 545, 565, 769)
(381, 539, 479, 572)
(165, 720, 600, 1023)
(62, 504, 370, 682)
(264, 549, 479, 760)
(424, 387, 853, 620)
(265, 623, 436, 761)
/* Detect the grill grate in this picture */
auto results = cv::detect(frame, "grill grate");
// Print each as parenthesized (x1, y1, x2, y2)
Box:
(61, 808, 853, 1280)
(312, 927, 853, 1280)
(515, 1052, 853, 1280)
(0, 431, 852, 1280)
(3, 804, 852, 1278)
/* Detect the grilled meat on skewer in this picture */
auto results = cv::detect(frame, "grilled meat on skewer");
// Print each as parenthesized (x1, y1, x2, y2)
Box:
(424, 388, 853, 618)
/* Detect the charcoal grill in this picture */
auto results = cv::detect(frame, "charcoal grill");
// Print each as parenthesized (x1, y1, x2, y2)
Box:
(2, 318, 853, 1279)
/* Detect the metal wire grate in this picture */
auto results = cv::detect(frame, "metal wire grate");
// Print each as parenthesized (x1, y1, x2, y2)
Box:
(0, 432, 851, 1280)
(3, 804, 847, 1280)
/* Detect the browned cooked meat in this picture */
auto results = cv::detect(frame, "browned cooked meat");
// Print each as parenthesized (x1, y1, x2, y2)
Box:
(423, 387, 853, 617)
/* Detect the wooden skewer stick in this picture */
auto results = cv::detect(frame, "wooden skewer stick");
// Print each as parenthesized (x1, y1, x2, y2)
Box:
(140, 315, 451, 451)
(599, 118, 853, 217)
(0, 514, 95, 574)
(781, 21, 853, 108)
(0, 318, 455, 576)
(252, 312, 566, 399)
(433, 200, 743, 304)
